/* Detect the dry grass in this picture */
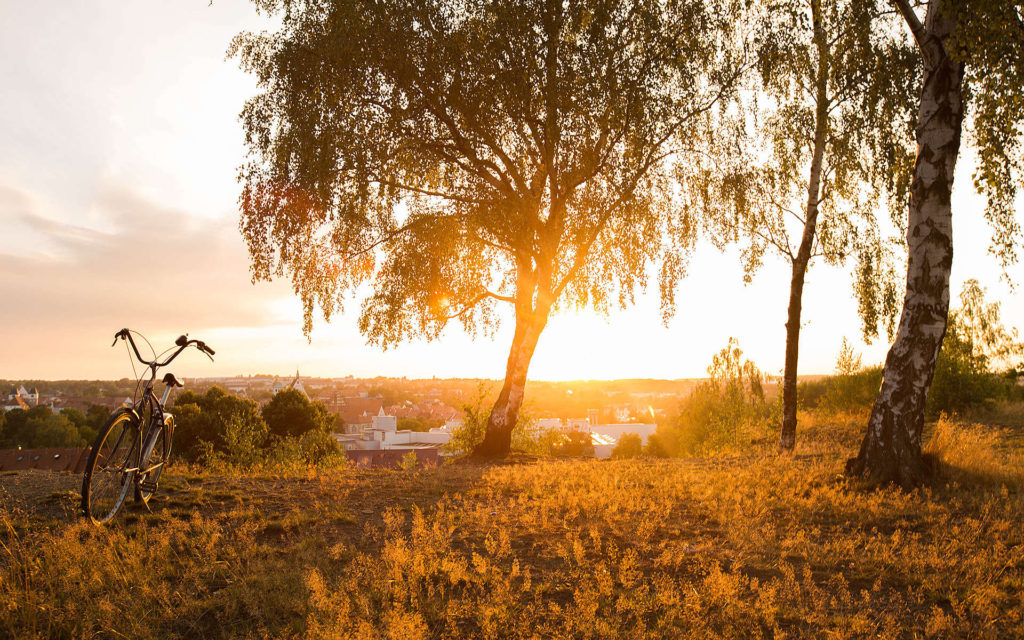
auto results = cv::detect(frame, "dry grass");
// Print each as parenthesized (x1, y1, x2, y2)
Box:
(1, 416, 1023, 639)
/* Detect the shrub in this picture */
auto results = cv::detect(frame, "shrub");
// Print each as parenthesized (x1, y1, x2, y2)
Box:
(657, 338, 772, 456)
(550, 430, 595, 457)
(221, 414, 266, 467)
(399, 450, 419, 470)
(926, 280, 1024, 416)
(169, 387, 268, 461)
(262, 389, 332, 439)
(298, 428, 345, 467)
(927, 320, 1014, 416)
(799, 367, 883, 414)
(641, 432, 671, 458)
(0, 407, 85, 449)
(610, 433, 642, 459)
(444, 388, 540, 455)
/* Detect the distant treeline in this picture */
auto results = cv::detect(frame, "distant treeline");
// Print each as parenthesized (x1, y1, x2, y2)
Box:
(0, 404, 109, 449)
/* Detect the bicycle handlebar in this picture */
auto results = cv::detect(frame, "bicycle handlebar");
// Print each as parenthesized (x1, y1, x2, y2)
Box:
(112, 328, 215, 368)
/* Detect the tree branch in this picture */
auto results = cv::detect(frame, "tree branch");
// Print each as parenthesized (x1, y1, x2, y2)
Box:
(893, 0, 928, 58)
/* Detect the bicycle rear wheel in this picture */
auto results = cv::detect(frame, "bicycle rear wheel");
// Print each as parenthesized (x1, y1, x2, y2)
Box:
(81, 409, 140, 524)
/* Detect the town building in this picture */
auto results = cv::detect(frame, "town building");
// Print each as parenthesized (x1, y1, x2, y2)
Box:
(3, 385, 39, 410)
(541, 414, 657, 459)
(331, 407, 452, 452)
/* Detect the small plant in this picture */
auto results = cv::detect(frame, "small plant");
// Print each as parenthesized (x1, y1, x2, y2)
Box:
(400, 450, 419, 471)
(445, 384, 540, 456)
(657, 338, 772, 456)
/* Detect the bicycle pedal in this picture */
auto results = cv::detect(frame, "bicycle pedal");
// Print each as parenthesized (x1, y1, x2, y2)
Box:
(140, 481, 159, 493)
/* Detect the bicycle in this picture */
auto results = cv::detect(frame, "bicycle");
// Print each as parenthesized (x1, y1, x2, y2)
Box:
(80, 328, 215, 524)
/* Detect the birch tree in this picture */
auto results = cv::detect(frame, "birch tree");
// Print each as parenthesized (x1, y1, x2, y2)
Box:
(687, 0, 917, 450)
(847, 0, 1024, 486)
(232, 0, 743, 457)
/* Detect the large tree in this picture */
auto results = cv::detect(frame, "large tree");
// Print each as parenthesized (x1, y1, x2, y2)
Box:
(687, 0, 917, 451)
(847, 0, 1024, 486)
(233, 0, 743, 456)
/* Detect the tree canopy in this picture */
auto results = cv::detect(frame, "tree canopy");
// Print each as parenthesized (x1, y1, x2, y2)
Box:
(690, 0, 917, 337)
(262, 388, 331, 439)
(233, 0, 747, 455)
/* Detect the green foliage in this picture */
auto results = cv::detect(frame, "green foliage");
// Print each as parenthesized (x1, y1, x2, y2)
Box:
(927, 322, 1002, 416)
(956, 279, 1024, 367)
(799, 368, 883, 414)
(445, 392, 541, 456)
(219, 413, 267, 468)
(946, 1, 1024, 269)
(550, 430, 595, 458)
(399, 451, 419, 471)
(803, 282, 1024, 418)
(297, 428, 345, 468)
(610, 433, 642, 459)
(231, 1, 743, 450)
(834, 338, 862, 376)
(261, 389, 331, 439)
(642, 432, 672, 458)
(797, 340, 881, 414)
(926, 280, 1024, 415)
(26, 413, 83, 449)
(657, 339, 772, 456)
(398, 417, 439, 433)
(444, 404, 488, 457)
(693, 0, 916, 339)
(0, 406, 88, 449)
(170, 387, 268, 462)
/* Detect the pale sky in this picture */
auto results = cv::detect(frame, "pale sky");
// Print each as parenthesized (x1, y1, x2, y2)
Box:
(1, 0, 1021, 382)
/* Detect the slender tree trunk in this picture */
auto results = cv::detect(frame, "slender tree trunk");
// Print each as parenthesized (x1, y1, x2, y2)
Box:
(474, 308, 547, 457)
(846, 1, 963, 487)
(780, 0, 829, 451)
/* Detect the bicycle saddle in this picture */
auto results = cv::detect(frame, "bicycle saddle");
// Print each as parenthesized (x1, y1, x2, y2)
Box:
(161, 373, 184, 388)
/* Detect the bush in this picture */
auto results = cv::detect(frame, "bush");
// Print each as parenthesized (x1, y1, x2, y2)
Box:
(0, 407, 86, 449)
(169, 387, 268, 461)
(444, 388, 541, 456)
(641, 432, 671, 458)
(550, 430, 595, 457)
(656, 338, 772, 456)
(398, 417, 442, 432)
(799, 367, 883, 414)
(298, 428, 345, 467)
(926, 280, 1024, 416)
(610, 433, 642, 459)
(927, 321, 1014, 416)
(262, 389, 332, 439)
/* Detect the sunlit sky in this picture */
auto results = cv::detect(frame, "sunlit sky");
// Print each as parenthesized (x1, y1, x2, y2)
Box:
(1, 0, 1021, 382)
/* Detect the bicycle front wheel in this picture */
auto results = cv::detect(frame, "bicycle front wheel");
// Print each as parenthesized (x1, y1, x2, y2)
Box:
(138, 413, 173, 503)
(81, 409, 140, 524)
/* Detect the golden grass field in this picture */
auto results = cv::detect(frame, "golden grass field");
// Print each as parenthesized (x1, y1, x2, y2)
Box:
(1, 413, 1022, 639)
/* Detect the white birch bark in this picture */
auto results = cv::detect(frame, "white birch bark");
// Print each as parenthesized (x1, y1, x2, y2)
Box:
(846, 0, 964, 486)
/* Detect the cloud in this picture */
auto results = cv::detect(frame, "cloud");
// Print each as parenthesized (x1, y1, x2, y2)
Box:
(0, 179, 293, 376)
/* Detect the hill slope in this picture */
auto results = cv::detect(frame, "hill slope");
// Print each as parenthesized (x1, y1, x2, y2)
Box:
(1, 419, 1022, 638)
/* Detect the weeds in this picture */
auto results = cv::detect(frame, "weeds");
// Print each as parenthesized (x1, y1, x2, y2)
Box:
(2, 414, 1023, 638)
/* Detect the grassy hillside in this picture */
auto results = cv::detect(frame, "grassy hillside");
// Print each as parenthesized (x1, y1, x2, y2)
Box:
(1, 414, 1023, 639)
